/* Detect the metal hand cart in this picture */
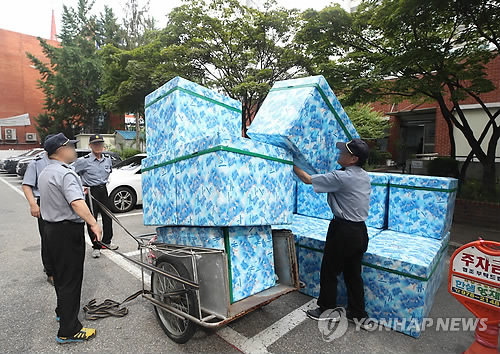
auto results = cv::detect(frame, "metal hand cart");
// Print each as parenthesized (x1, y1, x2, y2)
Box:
(134, 229, 299, 344)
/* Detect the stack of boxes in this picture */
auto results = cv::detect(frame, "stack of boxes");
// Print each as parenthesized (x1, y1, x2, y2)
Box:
(248, 76, 457, 338)
(141, 74, 458, 336)
(142, 77, 295, 303)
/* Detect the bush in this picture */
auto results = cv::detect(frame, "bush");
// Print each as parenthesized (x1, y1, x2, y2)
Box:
(458, 179, 500, 202)
(368, 148, 392, 166)
(427, 157, 459, 178)
(110, 147, 143, 160)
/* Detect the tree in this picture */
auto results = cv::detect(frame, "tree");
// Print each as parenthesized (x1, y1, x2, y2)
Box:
(27, 0, 105, 141)
(165, 0, 309, 135)
(298, 0, 499, 198)
(345, 103, 390, 139)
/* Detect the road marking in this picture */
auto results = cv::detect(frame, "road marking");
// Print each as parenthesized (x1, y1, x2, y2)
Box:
(0, 176, 24, 197)
(123, 250, 141, 257)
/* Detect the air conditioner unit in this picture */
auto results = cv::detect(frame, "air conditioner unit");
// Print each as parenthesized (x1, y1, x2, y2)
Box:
(26, 132, 37, 142)
(5, 128, 16, 141)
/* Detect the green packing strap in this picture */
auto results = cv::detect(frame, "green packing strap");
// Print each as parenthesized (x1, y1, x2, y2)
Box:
(270, 83, 353, 140)
(294, 241, 448, 282)
(390, 184, 458, 193)
(371, 182, 388, 187)
(223, 228, 234, 304)
(144, 86, 242, 113)
(141, 145, 293, 173)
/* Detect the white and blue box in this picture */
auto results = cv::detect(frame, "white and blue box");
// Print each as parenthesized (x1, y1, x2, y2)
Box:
(388, 174, 458, 239)
(295, 172, 390, 229)
(247, 75, 359, 175)
(142, 133, 295, 226)
(144, 76, 242, 155)
(156, 225, 276, 303)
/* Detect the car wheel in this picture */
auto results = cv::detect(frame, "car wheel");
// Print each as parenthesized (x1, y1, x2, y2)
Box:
(109, 187, 137, 213)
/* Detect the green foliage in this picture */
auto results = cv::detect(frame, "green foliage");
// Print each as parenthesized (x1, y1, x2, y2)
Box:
(344, 103, 390, 139)
(368, 147, 392, 166)
(111, 147, 143, 159)
(458, 179, 500, 203)
(427, 157, 459, 178)
(297, 0, 499, 195)
(26, 0, 121, 140)
(164, 0, 309, 134)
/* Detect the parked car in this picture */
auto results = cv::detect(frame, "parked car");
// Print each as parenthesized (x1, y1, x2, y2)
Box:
(16, 151, 45, 177)
(2, 148, 44, 174)
(106, 154, 146, 213)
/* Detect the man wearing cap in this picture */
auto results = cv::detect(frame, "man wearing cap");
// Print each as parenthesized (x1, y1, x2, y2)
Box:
(38, 133, 102, 343)
(74, 134, 117, 258)
(293, 138, 375, 330)
(22, 135, 53, 285)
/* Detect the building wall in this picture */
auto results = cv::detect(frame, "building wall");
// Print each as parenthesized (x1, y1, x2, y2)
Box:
(0, 29, 59, 150)
(370, 54, 500, 161)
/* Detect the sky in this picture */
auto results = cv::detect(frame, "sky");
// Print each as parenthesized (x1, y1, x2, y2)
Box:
(0, 0, 353, 40)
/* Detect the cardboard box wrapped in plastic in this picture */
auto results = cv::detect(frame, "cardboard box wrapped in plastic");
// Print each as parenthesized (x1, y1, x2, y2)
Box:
(156, 225, 275, 303)
(295, 172, 390, 228)
(388, 174, 458, 239)
(144, 76, 242, 155)
(247, 75, 359, 175)
(142, 133, 295, 226)
(272, 214, 382, 299)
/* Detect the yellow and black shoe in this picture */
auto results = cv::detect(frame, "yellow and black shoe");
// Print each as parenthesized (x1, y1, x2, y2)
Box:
(56, 328, 96, 344)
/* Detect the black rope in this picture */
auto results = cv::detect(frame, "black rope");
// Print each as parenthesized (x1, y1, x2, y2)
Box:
(83, 290, 151, 320)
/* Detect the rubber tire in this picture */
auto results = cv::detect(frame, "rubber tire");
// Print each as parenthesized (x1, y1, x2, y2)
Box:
(151, 256, 198, 344)
(109, 186, 136, 213)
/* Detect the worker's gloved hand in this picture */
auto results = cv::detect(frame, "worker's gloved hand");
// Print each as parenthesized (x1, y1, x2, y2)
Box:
(91, 223, 103, 242)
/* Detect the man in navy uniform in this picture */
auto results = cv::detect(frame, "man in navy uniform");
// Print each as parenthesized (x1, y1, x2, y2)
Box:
(74, 134, 118, 258)
(22, 135, 53, 285)
(39, 133, 102, 343)
(293, 138, 375, 330)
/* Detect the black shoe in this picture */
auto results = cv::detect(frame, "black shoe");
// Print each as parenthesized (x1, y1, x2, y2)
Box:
(346, 310, 377, 330)
(306, 307, 342, 322)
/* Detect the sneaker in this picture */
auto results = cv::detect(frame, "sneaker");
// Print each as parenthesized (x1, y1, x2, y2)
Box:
(346, 311, 377, 330)
(306, 307, 342, 322)
(46, 276, 54, 286)
(102, 243, 119, 250)
(92, 249, 101, 258)
(56, 328, 96, 344)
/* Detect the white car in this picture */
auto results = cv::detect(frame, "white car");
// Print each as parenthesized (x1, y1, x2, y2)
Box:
(106, 154, 147, 213)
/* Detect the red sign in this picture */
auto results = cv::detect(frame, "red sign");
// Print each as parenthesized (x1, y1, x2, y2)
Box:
(449, 239, 500, 354)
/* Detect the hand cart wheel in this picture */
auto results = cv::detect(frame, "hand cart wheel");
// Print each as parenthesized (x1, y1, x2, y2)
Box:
(151, 255, 198, 344)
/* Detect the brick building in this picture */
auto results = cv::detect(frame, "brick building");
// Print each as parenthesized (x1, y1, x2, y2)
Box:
(371, 54, 500, 170)
(0, 28, 60, 150)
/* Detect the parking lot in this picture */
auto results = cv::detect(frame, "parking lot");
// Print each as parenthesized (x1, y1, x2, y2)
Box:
(0, 171, 489, 353)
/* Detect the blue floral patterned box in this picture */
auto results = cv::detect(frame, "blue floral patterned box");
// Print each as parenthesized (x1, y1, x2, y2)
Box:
(273, 216, 449, 338)
(388, 174, 458, 239)
(141, 133, 295, 226)
(247, 75, 359, 175)
(272, 214, 382, 299)
(295, 172, 390, 228)
(156, 225, 276, 303)
(144, 76, 242, 155)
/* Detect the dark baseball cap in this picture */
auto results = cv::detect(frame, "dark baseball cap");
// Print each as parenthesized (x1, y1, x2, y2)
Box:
(89, 134, 105, 143)
(336, 138, 369, 161)
(44, 133, 78, 156)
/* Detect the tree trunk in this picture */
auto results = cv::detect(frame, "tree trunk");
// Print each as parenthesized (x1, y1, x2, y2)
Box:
(481, 159, 497, 197)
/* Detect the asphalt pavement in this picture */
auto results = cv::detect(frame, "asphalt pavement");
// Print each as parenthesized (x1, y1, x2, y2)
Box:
(0, 172, 494, 353)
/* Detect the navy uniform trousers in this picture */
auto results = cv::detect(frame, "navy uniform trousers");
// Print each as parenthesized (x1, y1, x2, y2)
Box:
(45, 221, 85, 337)
(317, 217, 369, 319)
(85, 185, 113, 249)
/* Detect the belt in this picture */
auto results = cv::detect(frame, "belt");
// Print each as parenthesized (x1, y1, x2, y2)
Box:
(333, 216, 366, 225)
(46, 220, 84, 225)
(88, 184, 107, 189)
